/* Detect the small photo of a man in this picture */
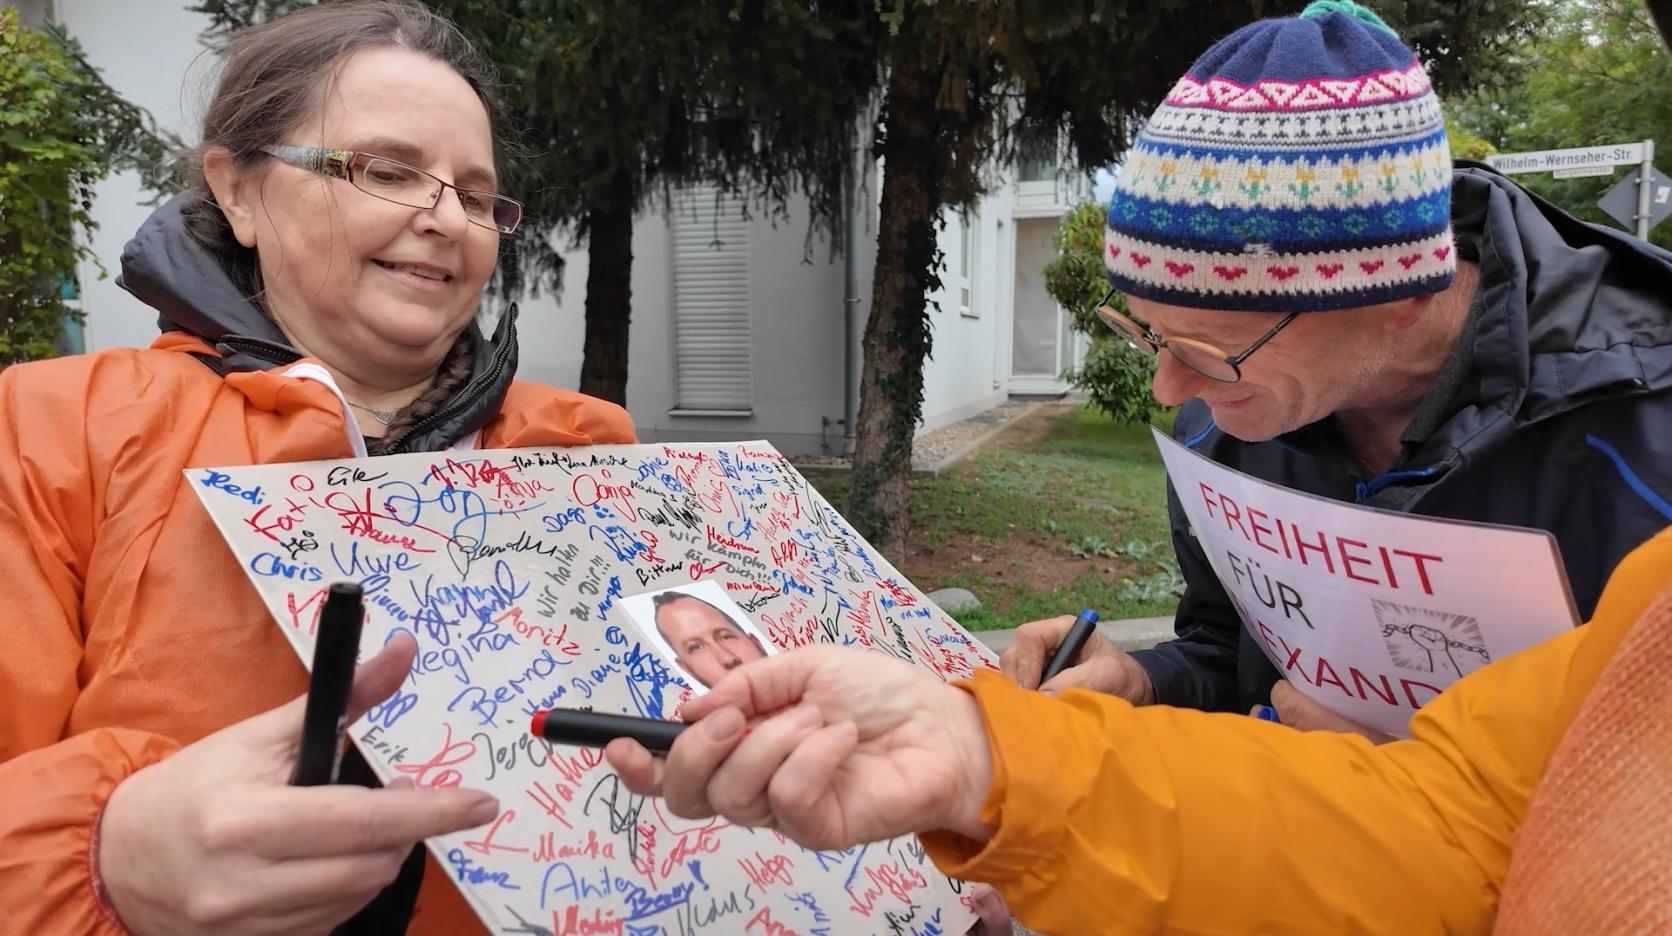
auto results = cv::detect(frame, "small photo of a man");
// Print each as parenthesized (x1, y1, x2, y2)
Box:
(622, 580, 777, 693)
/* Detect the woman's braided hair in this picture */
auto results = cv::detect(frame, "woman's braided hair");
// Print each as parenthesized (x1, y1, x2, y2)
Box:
(367, 329, 475, 455)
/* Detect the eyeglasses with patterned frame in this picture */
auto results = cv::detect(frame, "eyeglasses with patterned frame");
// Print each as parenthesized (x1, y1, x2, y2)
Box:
(259, 144, 522, 235)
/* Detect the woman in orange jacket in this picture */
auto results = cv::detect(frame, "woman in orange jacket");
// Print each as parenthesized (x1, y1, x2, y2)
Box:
(0, 3, 634, 933)
(609, 527, 1672, 934)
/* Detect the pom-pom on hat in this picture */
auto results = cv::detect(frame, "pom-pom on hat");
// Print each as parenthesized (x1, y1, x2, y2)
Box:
(1105, 0, 1455, 312)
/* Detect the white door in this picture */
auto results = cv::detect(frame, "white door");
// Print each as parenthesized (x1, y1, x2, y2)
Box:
(1009, 217, 1074, 395)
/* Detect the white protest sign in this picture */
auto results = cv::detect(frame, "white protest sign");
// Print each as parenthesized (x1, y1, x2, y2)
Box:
(189, 441, 993, 936)
(1153, 429, 1578, 737)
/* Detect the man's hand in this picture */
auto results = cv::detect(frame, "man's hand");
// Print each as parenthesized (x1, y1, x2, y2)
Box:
(1263, 681, 1394, 743)
(605, 646, 997, 852)
(1000, 614, 1156, 704)
(966, 884, 1013, 935)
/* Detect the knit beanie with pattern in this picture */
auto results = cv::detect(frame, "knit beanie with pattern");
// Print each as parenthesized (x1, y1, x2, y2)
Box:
(1105, 0, 1455, 312)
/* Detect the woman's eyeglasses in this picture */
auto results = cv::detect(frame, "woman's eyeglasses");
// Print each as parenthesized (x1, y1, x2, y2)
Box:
(1092, 287, 1299, 384)
(260, 144, 523, 235)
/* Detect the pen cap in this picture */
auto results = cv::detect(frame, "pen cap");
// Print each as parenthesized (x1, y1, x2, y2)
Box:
(1078, 609, 1100, 623)
(324, 581, 364, 612)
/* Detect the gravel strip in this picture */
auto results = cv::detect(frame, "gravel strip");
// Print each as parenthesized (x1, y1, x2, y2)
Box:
(790, 400, 1041, 473)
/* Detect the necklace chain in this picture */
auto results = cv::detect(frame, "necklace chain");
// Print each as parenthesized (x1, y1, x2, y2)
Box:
(346, 400, 397, 425)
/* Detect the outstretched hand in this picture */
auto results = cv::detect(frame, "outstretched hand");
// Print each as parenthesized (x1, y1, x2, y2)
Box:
(605, 646, 996, 852)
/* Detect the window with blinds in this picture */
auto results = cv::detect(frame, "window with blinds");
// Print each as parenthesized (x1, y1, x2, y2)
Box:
(671, 186, 753, 414)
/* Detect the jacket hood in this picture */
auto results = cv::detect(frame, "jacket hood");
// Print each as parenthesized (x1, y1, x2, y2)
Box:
(1455, 163, 1672, 427)
(116, 192, 520, 453)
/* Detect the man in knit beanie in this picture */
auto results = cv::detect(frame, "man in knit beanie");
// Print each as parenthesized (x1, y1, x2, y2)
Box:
(1004, 1, 1672, 737)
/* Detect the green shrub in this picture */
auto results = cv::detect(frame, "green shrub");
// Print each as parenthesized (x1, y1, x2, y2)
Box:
(0, 8, 175, 366)
(1042, 199, 1162, 426)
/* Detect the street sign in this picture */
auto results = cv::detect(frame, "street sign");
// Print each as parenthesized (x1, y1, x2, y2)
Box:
(1487, 143, 1645, 175)
(1552, 166, 1615, 179)
(1597, 165, 1672, 233)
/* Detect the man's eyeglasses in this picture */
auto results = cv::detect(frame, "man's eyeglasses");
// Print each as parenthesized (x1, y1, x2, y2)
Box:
(1092, 287, 1300, 384)
(260, 144, 523, 235)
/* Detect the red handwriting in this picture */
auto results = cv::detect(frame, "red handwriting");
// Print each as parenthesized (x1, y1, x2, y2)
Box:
(284, 586, 328, 635)
(347, 523, 435, 553)
(869, 859, 928, 905)
(428, 457, 552, 510)
(497, 607, 582, 656)
(879, 578, 916, 608)
(848, 860, 926, 916)
(695, 480, 726, 514)
(394, 721, 474, 789)
(688, 560, 725, 580)
(746, 907, 804, 936)
(770, 540, 798, 567)
(636, 528, 665, 564)
(315, 488, 450, 550)
(705, 524, 758, 554)
(909, 635, 968, 682)
(660, 826, 724, 879)
(525, 781, 574, 829)
(662, 446, 712, 466)
(531, 829, 615, 863)
(525, 746, 606, 833)
(244, 501, 308, 542)
(572, 471, 636, 517)
(550, 746, 607, 785)
(673, 463, 701, 491)
(758, 608, 816, 650)
(550, 905, 624, 936)
(669, 683, 697, 722)
(461, 809, 528, 856)
(738, 852, 795, 891)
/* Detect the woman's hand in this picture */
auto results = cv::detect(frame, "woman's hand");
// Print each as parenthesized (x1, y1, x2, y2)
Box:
(97, 634, 499, 935)
(605, 646, 996, 852)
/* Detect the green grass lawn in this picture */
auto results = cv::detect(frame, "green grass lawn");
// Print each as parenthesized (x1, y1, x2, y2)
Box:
(803, 405, 1182, 631)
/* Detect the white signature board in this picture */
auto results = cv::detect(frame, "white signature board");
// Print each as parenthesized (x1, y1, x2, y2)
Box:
(1154, 429, 1579, 737)
(190, 440, 993, 936)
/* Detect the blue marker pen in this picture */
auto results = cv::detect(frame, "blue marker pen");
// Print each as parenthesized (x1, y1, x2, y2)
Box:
(1039, 608, 1100, 685)
(1254, 705, 1282, 723)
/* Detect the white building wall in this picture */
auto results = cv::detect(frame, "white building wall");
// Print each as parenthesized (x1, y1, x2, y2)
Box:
(917, 198, 1008, 434)
(51, 0, 1025, 456)
(604, 196, 860, 455)
(55, 0, 214, 352)
(9, 0, 54, 25)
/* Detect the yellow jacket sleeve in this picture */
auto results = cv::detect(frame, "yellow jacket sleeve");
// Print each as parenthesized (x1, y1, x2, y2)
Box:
(922, 529, 1672, 935)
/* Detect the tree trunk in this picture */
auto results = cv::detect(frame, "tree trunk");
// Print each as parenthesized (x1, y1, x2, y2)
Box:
(845, 45, 950, 554)
(578, 167, 635, 404)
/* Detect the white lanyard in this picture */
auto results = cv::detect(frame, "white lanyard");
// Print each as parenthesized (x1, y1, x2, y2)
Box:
(279, 362, 481, 458)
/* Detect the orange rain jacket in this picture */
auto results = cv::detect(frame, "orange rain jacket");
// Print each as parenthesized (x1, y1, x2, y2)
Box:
(0, 333, 634, 934)
(923, 527, 1672, 934)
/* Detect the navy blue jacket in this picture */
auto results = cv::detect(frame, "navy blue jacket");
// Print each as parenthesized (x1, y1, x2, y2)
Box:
(1131, 165, 1672, 714)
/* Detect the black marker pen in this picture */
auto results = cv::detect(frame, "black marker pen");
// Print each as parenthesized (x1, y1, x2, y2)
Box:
(291, 582, 365, 786)
(1040, 608, 1100, 686)
(530, 709, 687, 755)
